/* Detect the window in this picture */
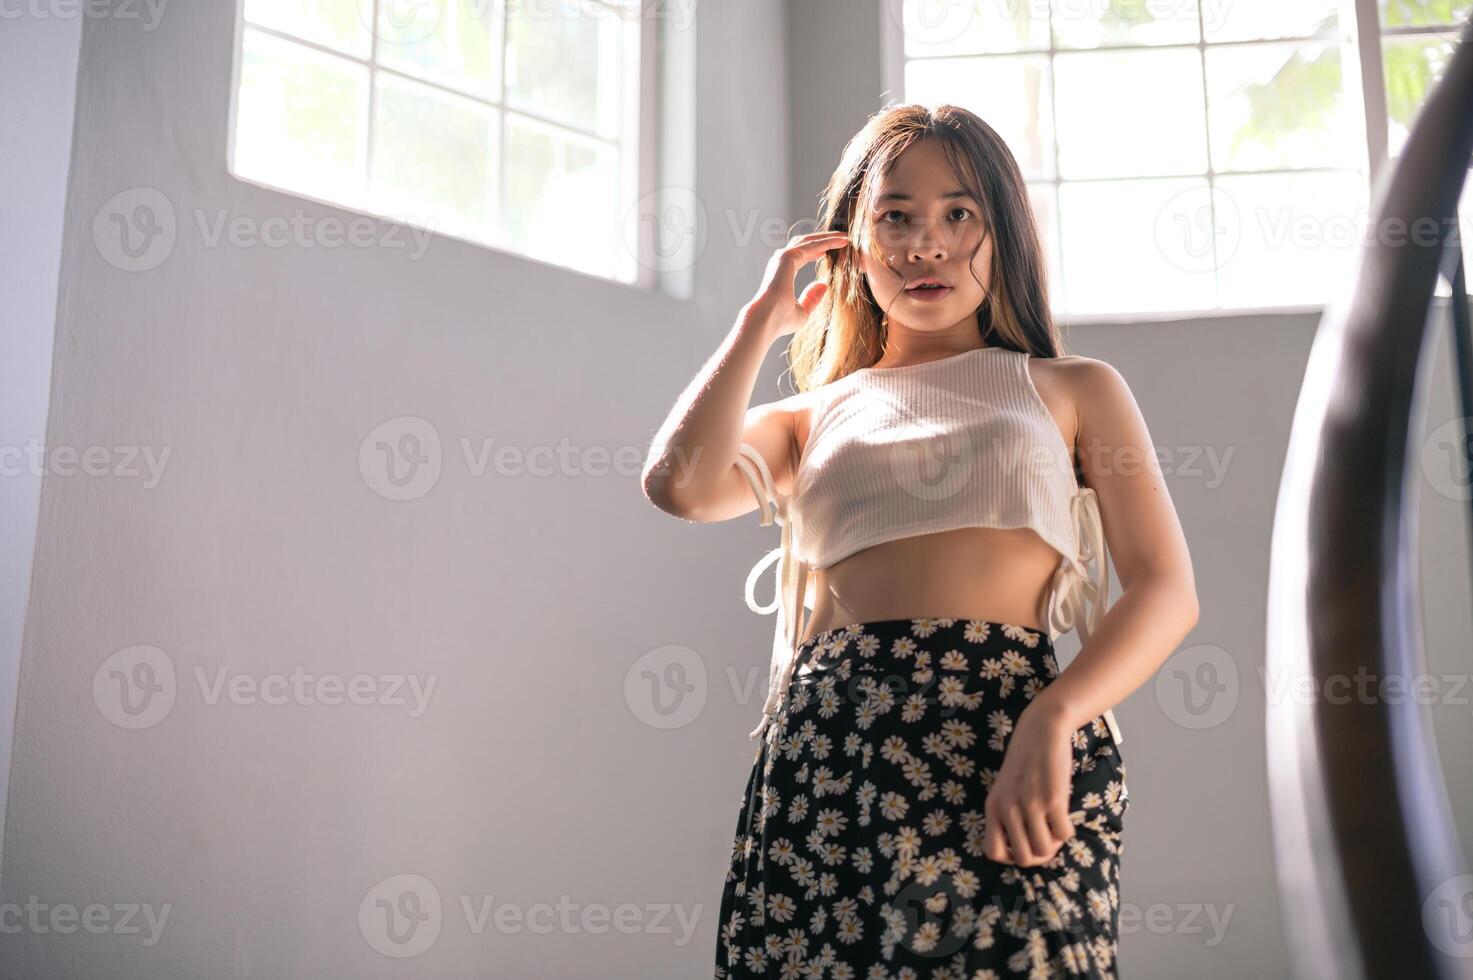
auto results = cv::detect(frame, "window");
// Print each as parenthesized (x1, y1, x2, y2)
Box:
(229, 0, 654, 284)
(895, 0, 1471, 318)
(1377, 0, 1473, 298)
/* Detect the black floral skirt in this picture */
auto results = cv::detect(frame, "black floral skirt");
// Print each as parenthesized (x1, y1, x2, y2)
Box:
(715, 617, 1130, 979)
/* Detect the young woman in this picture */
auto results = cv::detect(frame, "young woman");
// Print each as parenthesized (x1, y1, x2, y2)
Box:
(643, 103, 1198, 979)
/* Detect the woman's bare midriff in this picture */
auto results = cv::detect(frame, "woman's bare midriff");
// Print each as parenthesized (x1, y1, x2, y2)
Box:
(788, 354, 1079, 646)
(796, 525, 1066, 646)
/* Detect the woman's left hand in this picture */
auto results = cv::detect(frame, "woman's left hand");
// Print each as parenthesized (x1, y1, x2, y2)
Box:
(981, 700, 1076, 867)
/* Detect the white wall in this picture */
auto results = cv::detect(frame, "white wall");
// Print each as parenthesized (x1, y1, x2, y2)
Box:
(0, 8, 84, 875)
(0, 1, 796, 977)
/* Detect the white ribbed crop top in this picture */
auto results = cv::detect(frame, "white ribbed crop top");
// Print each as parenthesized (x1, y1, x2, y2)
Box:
(733, 346, 1123, 746)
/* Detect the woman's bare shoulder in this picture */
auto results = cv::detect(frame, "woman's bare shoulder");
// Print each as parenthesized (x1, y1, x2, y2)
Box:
(1032, 353, 1126, 399)
(1053, 354, 1130, 400)
(1026, 353, 1131, 450)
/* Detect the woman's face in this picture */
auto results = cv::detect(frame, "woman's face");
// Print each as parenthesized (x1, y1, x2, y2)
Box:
(855, 136, 993, 334)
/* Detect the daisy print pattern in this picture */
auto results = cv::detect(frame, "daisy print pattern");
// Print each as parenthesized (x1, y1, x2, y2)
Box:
(715, 617, 1130, 979)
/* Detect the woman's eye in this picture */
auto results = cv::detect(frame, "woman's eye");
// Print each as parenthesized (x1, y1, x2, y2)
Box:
(879, 208, 970, 224)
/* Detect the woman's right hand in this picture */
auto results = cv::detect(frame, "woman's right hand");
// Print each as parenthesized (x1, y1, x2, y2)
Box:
(743, 231, 853, 341)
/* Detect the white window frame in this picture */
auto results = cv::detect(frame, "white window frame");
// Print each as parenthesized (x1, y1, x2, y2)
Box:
(226, 0, 677, 291)
(880, 0, 1470, 324)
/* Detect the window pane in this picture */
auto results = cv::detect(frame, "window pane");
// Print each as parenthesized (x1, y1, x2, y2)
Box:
(1378, 0, 1473, 27)
(1025, 182, 1064, 311)
(1202, 0, 1341, 43)
(242, 0, 372, 59)
(1383, 35, 1459, 159)
(370, 73, 497, 242)
(233, 28, 368, 204)
(375, 0, 502, 100)
(1206, 42, 1362, 172)
(1055, 49, 1208, 179)
(1052, 0, 1200, 49)
(1058, 178, 1216, 314)
(905, 55, 1055, 180)
(898, 0, 1050, 56)
(505, 0, 625, 138)
(1213, 171, 1367, 307)
(503, 116, 620, 279)
(1435, 170, 1473, 298)
(1464, 174, 1473, 295)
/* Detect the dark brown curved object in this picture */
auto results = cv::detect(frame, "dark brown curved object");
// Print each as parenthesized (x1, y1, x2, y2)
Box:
(1267, 17, 1473, 980)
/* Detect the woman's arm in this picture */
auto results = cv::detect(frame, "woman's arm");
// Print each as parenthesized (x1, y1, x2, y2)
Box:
(641, 232, 848, 522)
(1028, 356, 1201, 732)
(984, 355, 1199, 868)
(640, 314, 793, 523)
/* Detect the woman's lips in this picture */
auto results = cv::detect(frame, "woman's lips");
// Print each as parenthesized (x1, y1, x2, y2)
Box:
(905, 285, 953, 302)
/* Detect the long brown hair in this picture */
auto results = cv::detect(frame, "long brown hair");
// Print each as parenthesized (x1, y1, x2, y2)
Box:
(786, 102, 1065, 394)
